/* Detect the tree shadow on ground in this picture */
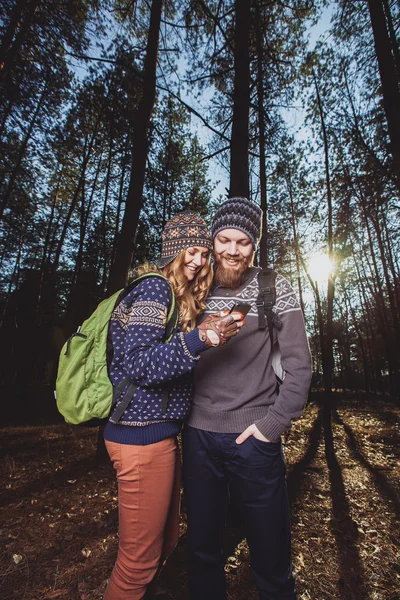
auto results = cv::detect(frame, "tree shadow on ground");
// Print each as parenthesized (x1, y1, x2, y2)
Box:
(324, 407, 370, 599)
(287, 407, 323, 506)
(334, 410, 400, 519)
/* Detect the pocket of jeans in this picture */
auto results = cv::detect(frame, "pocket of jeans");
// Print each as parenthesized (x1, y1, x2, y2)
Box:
(249, 435, 281, 452)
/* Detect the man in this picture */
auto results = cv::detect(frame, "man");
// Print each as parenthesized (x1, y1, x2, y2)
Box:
(182, 197, 312, 600)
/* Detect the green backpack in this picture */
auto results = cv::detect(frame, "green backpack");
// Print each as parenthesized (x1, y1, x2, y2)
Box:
(55, 273, 179, 425)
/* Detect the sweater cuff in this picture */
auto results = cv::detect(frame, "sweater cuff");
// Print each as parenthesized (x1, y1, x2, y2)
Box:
(255, 411, 287, 443)
(183, 329, 209, 357)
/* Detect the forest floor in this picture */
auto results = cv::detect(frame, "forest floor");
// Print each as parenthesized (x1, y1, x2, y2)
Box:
(0, 392, 399, 600)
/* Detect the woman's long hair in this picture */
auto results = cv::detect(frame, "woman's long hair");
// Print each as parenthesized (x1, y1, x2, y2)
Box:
(135, 251, 213, 332)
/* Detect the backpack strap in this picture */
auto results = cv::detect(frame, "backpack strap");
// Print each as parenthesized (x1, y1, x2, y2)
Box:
(109, 376, 137, 423)
(164, 284, 179, 342)
(256, 269, 283, 344)
(108, 272, 179, 422)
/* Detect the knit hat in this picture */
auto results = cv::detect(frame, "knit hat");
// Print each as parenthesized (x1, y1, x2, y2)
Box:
(158, 210, 213, 268)
(212, 197, 263, 249)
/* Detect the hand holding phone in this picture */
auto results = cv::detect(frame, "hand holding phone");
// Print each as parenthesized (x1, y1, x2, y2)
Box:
(228, 301, 252, 318)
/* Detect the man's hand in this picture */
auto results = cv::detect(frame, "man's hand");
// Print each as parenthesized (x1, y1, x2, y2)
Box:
(235, 424, 271, 444)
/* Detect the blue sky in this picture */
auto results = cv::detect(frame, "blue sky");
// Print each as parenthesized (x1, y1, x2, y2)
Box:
(67, 3, 335, 203)
(176, 3, 335, 200)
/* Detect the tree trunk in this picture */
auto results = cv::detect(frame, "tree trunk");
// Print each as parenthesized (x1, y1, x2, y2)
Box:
(0, 223, 26, 327)
(343, 65, 400, 195)
(107, 0, 163, 293)
(35, 168, 63, 322)
(108, 136, 129, 289)
(0, 97, 15, 140)
(381, 0, 400, 80)
(0, 80, 47, 220)
(346, 290, 370, 391)
(50, 92, 107, 276)
(51, 140, 92, 276)
(313, 67, 335, 455)
(286, 168, 305, 314)
(255, 3, 268, 265)
(229, 0, 250, 199)
(367, 0, 400, 182)
(100, 137, 114, 292)
(300, 254, 328, 382)
(380, 206, 400, 311)
(67, 151, 104, 326)
(356, 190, 398, 390)
(313, 69, 335, 395)
(353, 239, 395, 392)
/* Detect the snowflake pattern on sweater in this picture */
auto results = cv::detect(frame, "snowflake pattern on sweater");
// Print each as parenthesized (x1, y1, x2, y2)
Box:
(205, 272, 300, 318)
(109, 277, 199, 426)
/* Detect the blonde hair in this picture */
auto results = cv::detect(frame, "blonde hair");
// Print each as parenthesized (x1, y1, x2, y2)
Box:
(135, 250, 213, 332)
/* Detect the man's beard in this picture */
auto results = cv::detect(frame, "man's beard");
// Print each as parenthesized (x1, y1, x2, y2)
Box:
(214, 254, 252, 289)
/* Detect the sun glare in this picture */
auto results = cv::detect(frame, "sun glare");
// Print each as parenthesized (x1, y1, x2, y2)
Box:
(308, 253, 334, 284)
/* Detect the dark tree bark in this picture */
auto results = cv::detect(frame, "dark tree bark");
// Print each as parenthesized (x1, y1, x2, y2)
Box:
(345, 290, 371, 391)
(108, 136, 129, 290)
(367, 0, 400, 182)
(161, 113, 174, 228)
(286, 169, 305, 314)
(68, 146, 104, 314)
(35, 168, 63, 321)
(382, 0, 400, 82)
(255, 3, 268, 266)
(107, 0, 163, 293)
(50, 84, 108, 277)
(342, 66, 400, 194)
(229, 0, 250, 199)
(354, 181, 399, 392)
(0, 223, 25, 327)
(0, 80, 47, 220)
(353, 230, 396, 392)
(100, 136, 114, 293)
(313, 67, 335, 456)
(51, 134, 97, 276)
(380, 206, 400, 311)
(313, 69, 335, 395)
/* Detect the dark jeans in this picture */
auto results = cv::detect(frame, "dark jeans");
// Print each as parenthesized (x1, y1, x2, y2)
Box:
(182, 426, 296, 600)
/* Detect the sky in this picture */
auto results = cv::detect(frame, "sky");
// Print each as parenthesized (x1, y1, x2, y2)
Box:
(174, 4, 336, 200)
(67, 3, 335, 206)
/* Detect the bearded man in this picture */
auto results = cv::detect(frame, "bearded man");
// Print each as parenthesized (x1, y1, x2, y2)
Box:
(182, 197, 312, 600)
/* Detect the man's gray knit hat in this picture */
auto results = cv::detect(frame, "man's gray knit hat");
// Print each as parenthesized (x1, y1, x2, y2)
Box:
(158, 210, 213, 268)
(212, 197, 263, 249)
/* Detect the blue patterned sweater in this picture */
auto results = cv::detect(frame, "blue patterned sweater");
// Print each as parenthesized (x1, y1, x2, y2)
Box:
(104, 276, 208, 445)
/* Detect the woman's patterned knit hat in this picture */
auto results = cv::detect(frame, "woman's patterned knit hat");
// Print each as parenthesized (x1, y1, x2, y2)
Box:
(158, 210, 213, 268)
(212, 197, 263, 249)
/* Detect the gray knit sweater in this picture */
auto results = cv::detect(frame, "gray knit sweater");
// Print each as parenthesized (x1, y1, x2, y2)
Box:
(188, 267, 312, 442)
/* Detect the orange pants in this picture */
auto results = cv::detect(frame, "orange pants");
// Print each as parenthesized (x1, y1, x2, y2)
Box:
(104, 437, 181, 600)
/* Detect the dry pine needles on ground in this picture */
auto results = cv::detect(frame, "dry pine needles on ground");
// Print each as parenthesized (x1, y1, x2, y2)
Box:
(0, 393, 399, 600)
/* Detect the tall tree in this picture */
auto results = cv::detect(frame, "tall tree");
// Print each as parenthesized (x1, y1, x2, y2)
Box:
(367, 0, 400, 183)
(108, 0, 164, 292)
(229, 0, 250, 197)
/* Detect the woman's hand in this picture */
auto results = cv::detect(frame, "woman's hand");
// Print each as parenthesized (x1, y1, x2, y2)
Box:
(197, 311, 244, 347)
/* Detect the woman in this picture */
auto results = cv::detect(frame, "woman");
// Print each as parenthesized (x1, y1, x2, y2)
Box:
(103, 211, 243, 600)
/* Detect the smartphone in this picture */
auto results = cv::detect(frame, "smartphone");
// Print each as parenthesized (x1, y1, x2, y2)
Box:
(228, 301, 252, 317)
